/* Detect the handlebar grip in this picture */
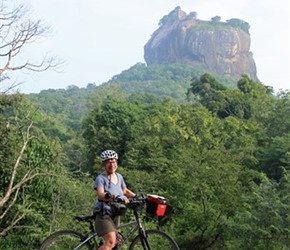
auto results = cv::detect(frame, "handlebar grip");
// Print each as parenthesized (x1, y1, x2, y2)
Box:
(116, 197, 123, 203)
(104, 192, 111, 199)
(129, 197, 147, 205)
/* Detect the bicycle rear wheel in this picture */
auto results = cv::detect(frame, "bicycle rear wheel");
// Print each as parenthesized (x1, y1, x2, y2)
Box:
(39, 230, 93, 250)
(129, 229, 179, 250)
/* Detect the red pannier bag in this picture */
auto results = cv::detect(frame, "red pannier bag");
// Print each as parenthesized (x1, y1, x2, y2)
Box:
(146, 194, 168, 217)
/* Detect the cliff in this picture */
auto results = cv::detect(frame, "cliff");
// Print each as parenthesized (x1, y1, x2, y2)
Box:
(144, 7, 259, 81)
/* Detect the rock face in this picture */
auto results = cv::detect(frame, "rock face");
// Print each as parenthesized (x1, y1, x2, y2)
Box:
(144, 7, 258, 81)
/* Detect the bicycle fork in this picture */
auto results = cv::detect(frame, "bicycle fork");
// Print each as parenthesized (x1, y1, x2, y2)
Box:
(135, 216, 152, 250)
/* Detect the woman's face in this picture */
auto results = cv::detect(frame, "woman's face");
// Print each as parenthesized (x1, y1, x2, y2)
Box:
(103, 158, 117, 175)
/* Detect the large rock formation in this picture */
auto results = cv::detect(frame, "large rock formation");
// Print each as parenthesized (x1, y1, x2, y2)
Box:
(144, 7, 259, 81)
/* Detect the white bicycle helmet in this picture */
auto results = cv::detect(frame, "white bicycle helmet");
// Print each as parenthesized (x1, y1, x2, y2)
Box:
(100, 150, 118, 162)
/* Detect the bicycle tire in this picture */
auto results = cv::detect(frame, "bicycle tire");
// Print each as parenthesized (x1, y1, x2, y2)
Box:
(129, 229, 180, 250)
(39, 230, 93, 250)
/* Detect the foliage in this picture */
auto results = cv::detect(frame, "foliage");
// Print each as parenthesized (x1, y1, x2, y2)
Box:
(104, 63, 238, 102)
(83, 91, 268, 249)
(211, 16, 221, 24)
(226, 18, 250, 33)
(27, 85, 97, 172)
(226, 172, 290, 249)
(0, 94, 95, 249)
(188, 74, 274, 120)
(256, 133, 290, 180)
(1, 46, 289, 249)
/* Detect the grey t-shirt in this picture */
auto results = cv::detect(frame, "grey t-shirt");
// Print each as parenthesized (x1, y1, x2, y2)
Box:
(94, 172, 126, 210)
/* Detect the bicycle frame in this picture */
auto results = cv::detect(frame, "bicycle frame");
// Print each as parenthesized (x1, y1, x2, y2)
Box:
(117, 220, 139, 244)
(72, 231, 97, 250)
(72, 209, 146, 249)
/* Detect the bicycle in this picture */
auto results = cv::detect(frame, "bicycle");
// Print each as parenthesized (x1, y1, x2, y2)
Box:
(39, 194, 180, 250)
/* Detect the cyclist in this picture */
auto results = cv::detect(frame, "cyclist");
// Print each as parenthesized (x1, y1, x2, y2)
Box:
(94, 149, 136, 250)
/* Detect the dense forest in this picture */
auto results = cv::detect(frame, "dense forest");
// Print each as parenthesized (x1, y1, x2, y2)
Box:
(1, 1, 290, 249)
(1, 65, 290, 249)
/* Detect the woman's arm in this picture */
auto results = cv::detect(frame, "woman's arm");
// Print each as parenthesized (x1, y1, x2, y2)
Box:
(123, 187, 136, 198)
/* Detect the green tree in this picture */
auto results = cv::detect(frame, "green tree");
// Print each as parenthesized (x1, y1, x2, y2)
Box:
(257, 133, 290, 180)
(188, 74, 274, 121)
(226, 18, 250, 33)
(0, 95, 57, 237)
(262, 90, 290, 138)
(0, 94, 96, 249)
(82, 92, 262, 248)
(211, 16, 221, 24)
(226, 172, 290, 249)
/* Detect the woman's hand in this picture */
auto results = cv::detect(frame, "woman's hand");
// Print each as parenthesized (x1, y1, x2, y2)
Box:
(124, 198, 130, 204)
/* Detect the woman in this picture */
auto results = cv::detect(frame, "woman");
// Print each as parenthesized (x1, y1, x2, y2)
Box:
(94, 149, 136, 250)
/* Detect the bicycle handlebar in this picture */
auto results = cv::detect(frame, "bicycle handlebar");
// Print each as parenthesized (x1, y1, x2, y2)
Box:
(129, 196, 147, 205)
(110, 195, 148, 209)
(75, 194, 161, 223)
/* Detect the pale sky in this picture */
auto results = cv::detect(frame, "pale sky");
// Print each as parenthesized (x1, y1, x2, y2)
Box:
(6, 0, 290, 94)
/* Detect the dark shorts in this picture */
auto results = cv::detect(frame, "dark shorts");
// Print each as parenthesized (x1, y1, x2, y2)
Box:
(95, 213, 120, 236)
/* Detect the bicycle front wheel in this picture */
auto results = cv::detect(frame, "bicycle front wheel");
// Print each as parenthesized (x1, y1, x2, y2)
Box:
(129, 229, 179, 250)
(39, 230, 93, 250)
